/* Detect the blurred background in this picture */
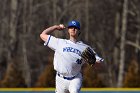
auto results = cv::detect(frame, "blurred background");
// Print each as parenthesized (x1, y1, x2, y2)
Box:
(0, 0, 140, 88)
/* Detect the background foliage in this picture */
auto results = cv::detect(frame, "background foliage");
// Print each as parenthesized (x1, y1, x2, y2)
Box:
(0, 0, 140, 88)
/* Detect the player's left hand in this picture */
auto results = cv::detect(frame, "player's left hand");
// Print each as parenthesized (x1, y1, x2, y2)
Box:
(81, 47, 96, 66)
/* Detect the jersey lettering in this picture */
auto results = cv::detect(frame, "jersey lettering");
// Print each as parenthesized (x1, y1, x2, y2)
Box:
(63, 47, 81, 56)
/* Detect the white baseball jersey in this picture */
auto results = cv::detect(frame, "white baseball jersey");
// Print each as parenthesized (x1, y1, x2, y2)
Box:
(44, 35, 103, 77)
(44, 35, 88, 77)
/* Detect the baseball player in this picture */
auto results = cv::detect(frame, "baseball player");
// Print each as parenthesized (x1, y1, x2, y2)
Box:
(40, 20, 103, 93)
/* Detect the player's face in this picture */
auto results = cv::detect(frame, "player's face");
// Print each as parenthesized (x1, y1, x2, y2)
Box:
(68, 27, 79, 37)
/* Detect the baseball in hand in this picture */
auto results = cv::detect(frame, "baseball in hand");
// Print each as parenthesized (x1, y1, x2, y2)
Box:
(59, 24, 63, 27)
(59, 24, 65, 28)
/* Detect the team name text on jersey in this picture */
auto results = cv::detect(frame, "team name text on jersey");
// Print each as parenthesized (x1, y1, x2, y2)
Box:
(63, 47, 81, 56)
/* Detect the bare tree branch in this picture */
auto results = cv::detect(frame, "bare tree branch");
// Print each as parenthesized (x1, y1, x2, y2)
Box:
(126, 40, 140, 50)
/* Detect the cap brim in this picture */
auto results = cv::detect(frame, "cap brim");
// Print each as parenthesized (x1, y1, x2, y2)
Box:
(68, 26, 80, 30)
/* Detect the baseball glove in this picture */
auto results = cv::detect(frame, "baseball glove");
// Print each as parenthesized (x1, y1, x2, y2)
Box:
(81, 47, 96, 66)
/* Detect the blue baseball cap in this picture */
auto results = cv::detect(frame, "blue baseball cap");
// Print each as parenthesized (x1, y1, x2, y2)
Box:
(68, 20, 80, 30)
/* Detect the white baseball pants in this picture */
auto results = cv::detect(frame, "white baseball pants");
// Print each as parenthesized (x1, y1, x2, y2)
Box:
(55, 73, 82, 93)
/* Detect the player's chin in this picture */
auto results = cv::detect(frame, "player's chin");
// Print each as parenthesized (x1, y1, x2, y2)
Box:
(70, 33, 77, 36)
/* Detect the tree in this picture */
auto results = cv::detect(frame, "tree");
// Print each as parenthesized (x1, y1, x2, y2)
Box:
(117, 0, 128, 87)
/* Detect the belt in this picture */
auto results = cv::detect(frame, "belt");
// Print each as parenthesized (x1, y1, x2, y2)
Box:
(57, 73, 76, 80)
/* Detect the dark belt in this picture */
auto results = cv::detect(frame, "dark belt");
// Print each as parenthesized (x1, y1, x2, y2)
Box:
(57, 73, 76, 80)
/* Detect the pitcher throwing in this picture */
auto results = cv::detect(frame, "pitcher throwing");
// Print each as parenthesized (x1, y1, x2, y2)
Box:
(40, 20, 103, 93)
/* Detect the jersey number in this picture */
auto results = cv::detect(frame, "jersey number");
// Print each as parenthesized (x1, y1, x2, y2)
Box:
(76, 59, 82, 64)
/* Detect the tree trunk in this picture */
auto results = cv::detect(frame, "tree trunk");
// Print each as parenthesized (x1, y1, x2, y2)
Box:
(113, 12, 120, 87)
(8, 0, 18, 62)
(85, 0, 89, 42)
(53, 0, 58, 36)
(22, 0, 31, 87)
(135, 10, 140, 53)
(0, 0, 9, 80)
(117, 0, 128, 87)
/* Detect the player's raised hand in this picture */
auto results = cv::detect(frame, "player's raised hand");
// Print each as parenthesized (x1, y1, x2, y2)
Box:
(56, 24, 65, 30)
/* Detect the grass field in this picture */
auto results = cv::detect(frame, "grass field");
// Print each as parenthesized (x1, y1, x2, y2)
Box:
(0, 88, 140, 93)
